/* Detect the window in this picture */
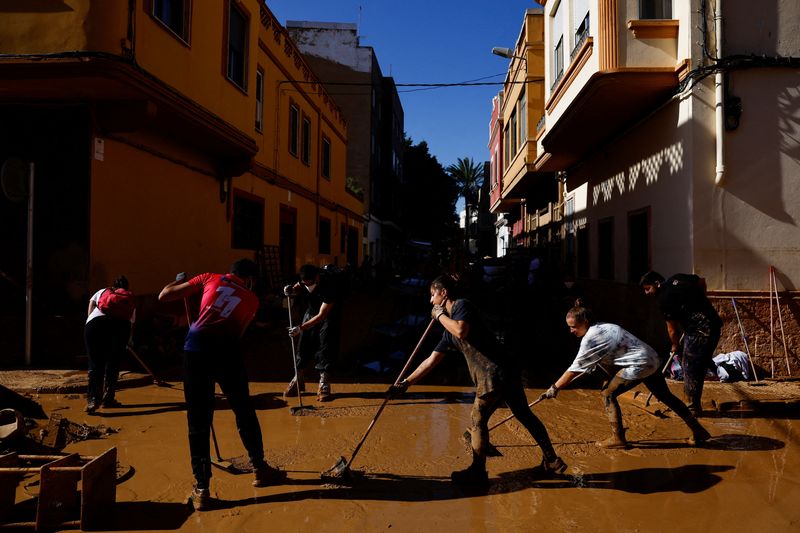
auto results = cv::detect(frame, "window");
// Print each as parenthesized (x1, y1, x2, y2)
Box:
(232, 191, 264, 250)
(226, 1, 248, 89)
(573, 0, 590, 50)
(289, 103, 299, 156)
(503, 124, 510, 169)
(640, 0, 672, 19)
(628, 208, 651, 282)
(321, 136, 331, 179)
(577, 225, 590, 278)
(553, 36, 564, 87)
(598, 217, 615, 280)
(255, 68, 264, 132)
(301, 115, 311, 165)
(319, 217, 331, 254)
(510, 109, 517, 156)
(518, 88, 526, 149)
(152, 0, 191, 42)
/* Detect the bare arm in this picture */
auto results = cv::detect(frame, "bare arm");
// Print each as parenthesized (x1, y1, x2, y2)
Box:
(300, 301, 334, 331)
(159, 280, 199, 302)
(87, 300, 97, 317)
(553, 370, 582, 391)
(665, 319, 682, 353)
(404, 351, 446, 385)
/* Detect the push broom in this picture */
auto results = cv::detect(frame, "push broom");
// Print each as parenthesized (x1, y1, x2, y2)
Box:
(321, 318, 436, 481)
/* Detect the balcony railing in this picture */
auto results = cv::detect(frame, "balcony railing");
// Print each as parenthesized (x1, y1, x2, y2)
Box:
(535, 114, 546, 133)
(570, 29, 590, 62)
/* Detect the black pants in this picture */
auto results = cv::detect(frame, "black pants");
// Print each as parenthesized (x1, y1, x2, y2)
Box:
(183, 343, 264, 487)
(84, 316, 130, 404)
(469, 380, 559, 466)
(295, 310, 341, 374)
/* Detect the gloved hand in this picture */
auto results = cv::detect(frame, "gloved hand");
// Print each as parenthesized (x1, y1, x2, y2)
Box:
(176, 272, 187, 283)
(538, 385, 559, 401)
(431, 304, 447, 322)
(386, 379, 409, 398)
(283, 284, 294, 296)
(288, 326, 301, 337)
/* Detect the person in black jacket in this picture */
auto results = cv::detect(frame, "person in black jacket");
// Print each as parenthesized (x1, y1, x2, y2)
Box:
(640, 271, 722, 416)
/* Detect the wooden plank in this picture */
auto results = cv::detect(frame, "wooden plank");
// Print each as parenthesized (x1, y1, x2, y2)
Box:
(36, 454, 81, 531)
(0, 453, 19, 522)
(80, 447, 116, 531)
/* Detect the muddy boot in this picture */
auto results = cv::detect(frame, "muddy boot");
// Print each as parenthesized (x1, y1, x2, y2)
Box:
(317, 372, 333, 402)
(687, 422, 712, 446)
(451, 462, 489, 486)
(597, 422, 629, 449)
(540, 455, 568, 476)
(84, 401, 97, 415)
(189, 484, 211, 511)
(252, 460, 287, 487)
(283, 375, 305, 398)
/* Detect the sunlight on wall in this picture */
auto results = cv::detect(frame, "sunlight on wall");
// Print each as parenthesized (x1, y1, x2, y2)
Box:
(592, 141, 684, 205)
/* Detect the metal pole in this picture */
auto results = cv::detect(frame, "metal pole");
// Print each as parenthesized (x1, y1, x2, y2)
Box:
(25, 162, 34, 366)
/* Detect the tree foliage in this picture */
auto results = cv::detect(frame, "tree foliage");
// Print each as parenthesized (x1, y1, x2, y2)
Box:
(399, 137, 460, 245)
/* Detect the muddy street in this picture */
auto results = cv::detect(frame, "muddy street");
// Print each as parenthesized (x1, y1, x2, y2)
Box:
(9, 378, 799, 532)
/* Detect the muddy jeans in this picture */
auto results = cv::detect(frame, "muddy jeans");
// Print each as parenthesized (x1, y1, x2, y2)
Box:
(602, 371, 702, 433)
(469, 380, 559, 467)
(681, 326, 721, 414)
(85, 316, 130, 405)
(183, 342, 264, 488)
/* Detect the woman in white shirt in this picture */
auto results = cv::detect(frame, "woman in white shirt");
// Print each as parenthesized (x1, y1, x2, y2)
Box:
(539, 301, 710, 449)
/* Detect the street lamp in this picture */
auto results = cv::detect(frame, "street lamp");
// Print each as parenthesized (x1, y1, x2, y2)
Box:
(491, 47, 526, 63)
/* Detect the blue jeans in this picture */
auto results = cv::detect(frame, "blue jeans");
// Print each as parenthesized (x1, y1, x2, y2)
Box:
(682, 327, 721, 414)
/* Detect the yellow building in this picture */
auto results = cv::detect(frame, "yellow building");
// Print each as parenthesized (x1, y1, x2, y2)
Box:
(0, 1, 362, 364)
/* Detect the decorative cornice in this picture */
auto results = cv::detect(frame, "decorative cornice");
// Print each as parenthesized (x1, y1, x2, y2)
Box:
(627, 19, 679, 39)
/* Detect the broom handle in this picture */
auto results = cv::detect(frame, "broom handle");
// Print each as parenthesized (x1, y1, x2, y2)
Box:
(210, 422, 223, 461)
(731, 298, 759, 382)
(347, 318, 437, 464)
(287, 294, 304, 408)
(772, 268, 792, 376)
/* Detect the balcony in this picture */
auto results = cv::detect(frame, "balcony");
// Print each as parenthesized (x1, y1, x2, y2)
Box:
(537, 9, 683, 171)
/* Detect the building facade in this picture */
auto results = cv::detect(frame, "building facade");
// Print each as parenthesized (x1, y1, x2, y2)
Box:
(285, 21, 405, 269)
(532, 0, 800, 374)
(489, 8, 562, 263)
(0, 1, 362, 365)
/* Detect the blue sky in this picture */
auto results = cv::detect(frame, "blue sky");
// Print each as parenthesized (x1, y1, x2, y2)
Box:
(266, 1, 542, 169)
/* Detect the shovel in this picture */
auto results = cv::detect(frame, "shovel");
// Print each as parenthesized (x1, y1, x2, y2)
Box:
(209, 422, 250, 474)
(286, 294, 315, 415)
(321, 318, 436, 482)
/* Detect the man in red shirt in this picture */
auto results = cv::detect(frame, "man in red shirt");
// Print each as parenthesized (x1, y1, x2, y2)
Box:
(159, 259, 284, 511)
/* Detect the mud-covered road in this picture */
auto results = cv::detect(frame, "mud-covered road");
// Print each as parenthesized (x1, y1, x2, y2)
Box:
(12, 381, 800, 532)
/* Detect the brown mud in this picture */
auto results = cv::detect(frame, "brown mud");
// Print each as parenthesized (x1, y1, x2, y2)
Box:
(8, 381, 800, 532)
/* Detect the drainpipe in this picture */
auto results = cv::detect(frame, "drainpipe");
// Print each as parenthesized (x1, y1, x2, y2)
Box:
(714, 0, 725, 185)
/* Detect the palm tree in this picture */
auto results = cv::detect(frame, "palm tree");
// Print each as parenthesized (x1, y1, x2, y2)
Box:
(446, 157, 485, 255)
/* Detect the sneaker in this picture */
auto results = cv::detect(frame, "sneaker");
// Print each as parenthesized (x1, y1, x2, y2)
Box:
(317, 382, 333, 402)
(283, 377, 305, 398)
(85, 402, 97, 414)
(102, 398, 122, 408)
(450, 465, 489, 486)
(688, 427, 711, 446)
(540, 456, 568, 475)
(252, 461, 287, 487)
(596, 436, 630, 449)
(189, 485, 211, 511)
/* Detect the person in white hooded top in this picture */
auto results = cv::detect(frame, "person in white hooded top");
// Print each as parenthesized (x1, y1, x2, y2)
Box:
(539, 301, 711, 449)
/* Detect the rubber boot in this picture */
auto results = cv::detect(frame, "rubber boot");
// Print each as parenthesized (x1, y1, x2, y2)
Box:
(317, 371, 332, 402)
(597, 421, 629, 449)
(686, 418, 711, 446)
(284, 371, 305, 398)
(451, 460, 489, 486)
